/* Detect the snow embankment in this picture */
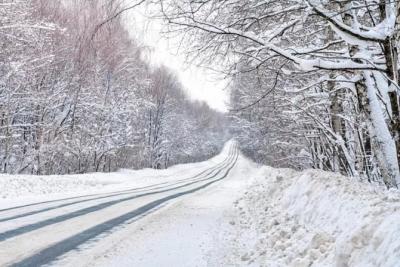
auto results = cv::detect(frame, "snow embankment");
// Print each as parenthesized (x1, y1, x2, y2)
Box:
(226, 166, 400, 267)
(0, 166, 197, 200)
(0, 172, 134, 200)
(0, 144, 230, 201)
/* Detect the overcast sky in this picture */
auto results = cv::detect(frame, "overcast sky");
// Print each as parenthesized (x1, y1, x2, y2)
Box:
(123, 7, 229, 112)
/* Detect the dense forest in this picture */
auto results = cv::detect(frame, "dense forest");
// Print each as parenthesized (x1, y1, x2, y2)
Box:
(3, 0, 400, 189)
(157, 0, 400, 188)
(0, 0, 228, 175)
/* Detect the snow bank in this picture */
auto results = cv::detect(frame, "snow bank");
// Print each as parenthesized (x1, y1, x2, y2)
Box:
(226, 166, 400, 267)
(0, 172, 127, 200)
(0, 141, 233, 201)
(0, 167, 199, 201)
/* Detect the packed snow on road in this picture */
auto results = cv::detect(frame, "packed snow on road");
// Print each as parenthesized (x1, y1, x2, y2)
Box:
(3, 1, 400, 266)
(0, 142, 399, 266)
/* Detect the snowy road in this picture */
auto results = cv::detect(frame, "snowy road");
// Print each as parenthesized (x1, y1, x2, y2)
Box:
(0, 142, 248, 266)
(2, 142, 399, 267)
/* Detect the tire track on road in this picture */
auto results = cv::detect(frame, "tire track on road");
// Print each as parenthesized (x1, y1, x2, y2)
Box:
(0, 145, 237, 243)
(0, 146, 234, 223)
(11, 145, 239, 267)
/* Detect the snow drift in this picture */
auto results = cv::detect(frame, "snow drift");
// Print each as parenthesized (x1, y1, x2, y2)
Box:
(226, 166, 400, 267)
(0, 146, 229, 201)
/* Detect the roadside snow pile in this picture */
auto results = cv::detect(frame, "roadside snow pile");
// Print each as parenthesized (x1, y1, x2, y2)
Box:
(225, 167, 400, 267)
(0, 172, 127, 199)
(0, 167, 201, 200)
(0, 143, 231, 201)
(0, 168, 189, 200)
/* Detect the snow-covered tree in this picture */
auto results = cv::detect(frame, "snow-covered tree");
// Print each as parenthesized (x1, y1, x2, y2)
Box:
(156, 0, 400, 187)
(0, 0, 228, 175)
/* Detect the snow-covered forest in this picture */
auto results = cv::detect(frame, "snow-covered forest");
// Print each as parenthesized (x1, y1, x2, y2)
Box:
(157, 0, 400, 188)
(3, 0, 400, 188)
(1, 1, 400, 266)
(0, 0, 229, 175)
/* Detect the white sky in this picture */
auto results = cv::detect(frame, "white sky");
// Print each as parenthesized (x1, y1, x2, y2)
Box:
(123, 7, 229, 112)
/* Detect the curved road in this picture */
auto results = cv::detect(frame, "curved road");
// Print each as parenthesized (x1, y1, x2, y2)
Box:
(0, 143, 239, 267)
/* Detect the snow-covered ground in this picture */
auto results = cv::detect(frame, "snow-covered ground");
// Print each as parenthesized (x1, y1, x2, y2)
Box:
(221, 166, 400, 267)
(0, 149, 227, 208)
(0, 164, 208, 200)
(69, 147, 257, 267)
(0, 141, 241, 266)
(0, 142, 399, 266)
